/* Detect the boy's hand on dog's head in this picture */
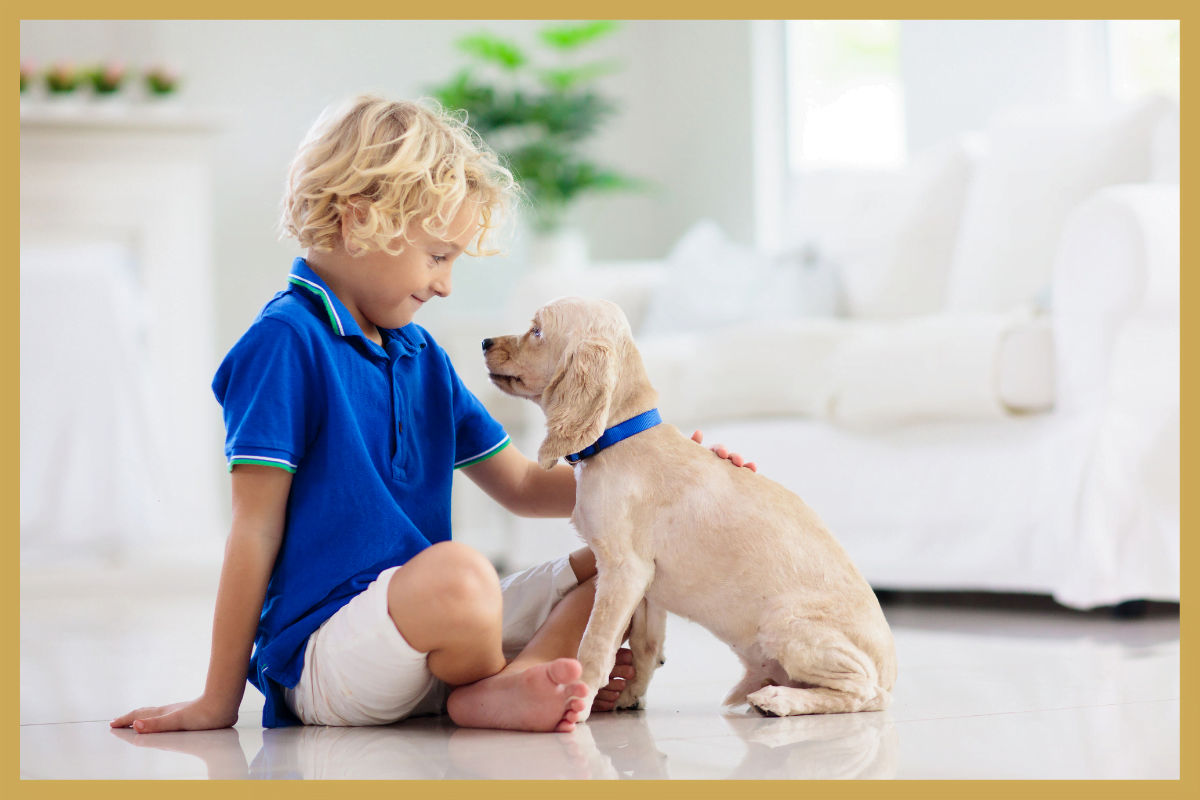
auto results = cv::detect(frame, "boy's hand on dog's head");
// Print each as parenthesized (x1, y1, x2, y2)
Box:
(692, 430, 757, 472)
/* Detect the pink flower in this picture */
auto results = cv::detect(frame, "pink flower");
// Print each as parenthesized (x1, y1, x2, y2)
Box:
(144, 64, 180, 94)
(102, 61, 126, 82)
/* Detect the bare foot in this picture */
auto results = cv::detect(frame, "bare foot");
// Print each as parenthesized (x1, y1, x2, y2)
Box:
(446, 658, 589, 733)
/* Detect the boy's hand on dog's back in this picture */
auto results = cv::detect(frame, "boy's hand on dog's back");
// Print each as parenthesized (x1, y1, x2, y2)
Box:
(109, 696, 240, 733)
(692, 430, 757, 472)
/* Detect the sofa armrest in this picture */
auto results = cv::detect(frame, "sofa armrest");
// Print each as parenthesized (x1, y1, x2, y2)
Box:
(1051, 184, 1179, 412)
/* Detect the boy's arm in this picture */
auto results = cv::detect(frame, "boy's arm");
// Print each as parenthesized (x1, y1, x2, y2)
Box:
(463, 434, 752, 586)
(110, 465, 291, 733)
(460, 431, 755, 520)
(461, 443, 575, 518)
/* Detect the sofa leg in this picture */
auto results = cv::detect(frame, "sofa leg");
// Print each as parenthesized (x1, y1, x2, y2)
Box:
(873, 589, 899, 606)
(1111, 600, 1148, 619)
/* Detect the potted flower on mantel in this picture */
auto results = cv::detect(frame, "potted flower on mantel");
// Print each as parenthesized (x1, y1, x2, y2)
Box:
(144, 64, 180, 97)
(45, 61, 83, 94)
(428, 20, 643, 270)
(88, 61, 128, 96)
(20, 60, 35, 94)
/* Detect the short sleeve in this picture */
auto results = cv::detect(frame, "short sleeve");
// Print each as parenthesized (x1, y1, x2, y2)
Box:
(212, 318, 318, 473)
(445, 353, 510, 470)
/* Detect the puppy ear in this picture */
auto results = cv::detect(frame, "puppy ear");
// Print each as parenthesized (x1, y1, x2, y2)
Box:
(537, 338, 617, 469)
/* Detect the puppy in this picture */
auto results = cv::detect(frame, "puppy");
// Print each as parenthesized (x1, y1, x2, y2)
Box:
(484, 297, 896, 720)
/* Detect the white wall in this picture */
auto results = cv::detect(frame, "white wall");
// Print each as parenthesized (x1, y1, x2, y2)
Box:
(781, 20, 1116, 255)
(19, 19, 1125, 346)
(20, 20, 758, 352)
(899, 20, 1110, 153)
(575, 21, 757, 259)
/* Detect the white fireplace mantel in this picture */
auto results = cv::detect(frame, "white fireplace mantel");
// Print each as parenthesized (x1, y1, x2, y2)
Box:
(21, 108, 225, 566)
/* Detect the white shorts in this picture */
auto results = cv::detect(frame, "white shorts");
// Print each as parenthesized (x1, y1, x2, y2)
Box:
(284, 554, 580, 727)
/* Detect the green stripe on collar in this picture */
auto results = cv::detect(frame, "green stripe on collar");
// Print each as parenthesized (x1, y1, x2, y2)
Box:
(288, 276, 345, 335)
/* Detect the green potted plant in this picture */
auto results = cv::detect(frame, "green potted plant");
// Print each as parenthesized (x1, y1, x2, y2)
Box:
(44, 61, 83, 94)
(144, 64, 180, 97)
(20, 60, 35, 94)
(88, 61, 128, 95)
(429, 21, 642, 264)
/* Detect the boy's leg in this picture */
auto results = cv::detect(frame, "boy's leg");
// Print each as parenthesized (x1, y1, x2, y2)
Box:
(505, 576, 596, 671)
(509, 546, 635, 711)
(504, 573, 636, 712)
(385, 540, 505, 685)
(385, 540, 588, 732)
(447, 548, 637, 728)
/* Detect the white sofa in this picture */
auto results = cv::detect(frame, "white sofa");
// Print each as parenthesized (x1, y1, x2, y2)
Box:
(461, 97, 1179, 611)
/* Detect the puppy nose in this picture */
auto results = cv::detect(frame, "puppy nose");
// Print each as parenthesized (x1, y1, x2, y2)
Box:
(482, 338, 493, 352)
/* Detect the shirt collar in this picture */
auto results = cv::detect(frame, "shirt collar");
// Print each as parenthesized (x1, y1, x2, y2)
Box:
(287, 257, 424, 356)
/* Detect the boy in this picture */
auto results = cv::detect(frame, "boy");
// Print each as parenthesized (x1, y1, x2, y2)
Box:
(111, 95, 752, 735)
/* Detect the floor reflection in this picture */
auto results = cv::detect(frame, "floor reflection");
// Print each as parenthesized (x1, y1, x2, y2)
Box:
(27, 574, 1177, 780)
(721, 711, 898, 779)
(107, 706, 899, 780)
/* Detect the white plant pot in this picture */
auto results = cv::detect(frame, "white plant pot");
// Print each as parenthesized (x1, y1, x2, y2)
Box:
(527, 228, 589, 273)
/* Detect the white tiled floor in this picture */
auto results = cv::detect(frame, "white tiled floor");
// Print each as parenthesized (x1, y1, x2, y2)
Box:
(20, 565, 1179, 779)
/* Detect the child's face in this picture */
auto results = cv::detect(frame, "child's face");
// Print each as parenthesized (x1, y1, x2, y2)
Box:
(342, 202, 481, 333)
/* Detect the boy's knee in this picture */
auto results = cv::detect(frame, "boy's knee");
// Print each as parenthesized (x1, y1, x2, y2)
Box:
(440, 554, 502, 617)
(389, 541, 501, 630)
(426, 541, 500, 595)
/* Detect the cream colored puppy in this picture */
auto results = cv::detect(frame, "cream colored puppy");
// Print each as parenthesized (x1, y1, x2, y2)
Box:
(484, 297, 896, 720)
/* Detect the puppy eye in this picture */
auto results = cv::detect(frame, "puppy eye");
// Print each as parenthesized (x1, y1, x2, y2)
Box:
(531, 326, 542, 339)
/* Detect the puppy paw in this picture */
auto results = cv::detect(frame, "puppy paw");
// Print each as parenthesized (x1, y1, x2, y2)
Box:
(747, 686, 792, 717)
(615, 688, 645, 710)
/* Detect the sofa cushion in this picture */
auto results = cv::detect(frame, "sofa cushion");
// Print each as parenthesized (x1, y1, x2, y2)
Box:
(640, 221, 839, 336)
(637, 311, 1054, 431)
(825, 311, 1053, 429)
(638, 318, 848, 429)
(837, 137, 974, 318)
(945, 96, 1172, 313)
(507, 260, 666, 333)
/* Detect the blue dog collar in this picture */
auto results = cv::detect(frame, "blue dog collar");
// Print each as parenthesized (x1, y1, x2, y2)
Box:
(564, 409, 663, 464)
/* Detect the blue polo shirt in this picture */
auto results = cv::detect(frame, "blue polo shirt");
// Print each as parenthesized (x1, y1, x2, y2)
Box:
(212, 257, 510, 727)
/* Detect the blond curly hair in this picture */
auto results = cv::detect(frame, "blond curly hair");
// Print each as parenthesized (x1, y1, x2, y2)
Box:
(280, 94, 517, 257)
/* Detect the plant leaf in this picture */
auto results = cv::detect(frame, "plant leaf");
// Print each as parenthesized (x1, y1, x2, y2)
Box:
(539, 20, 619, 50)
(537, 60, 622, 92)
(528, 91, 617, 141)
(456, 33, 527, 70)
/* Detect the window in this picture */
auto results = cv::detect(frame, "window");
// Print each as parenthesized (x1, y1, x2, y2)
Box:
(785, 20, 905, 170)
(1107, 20, 1179, 102)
